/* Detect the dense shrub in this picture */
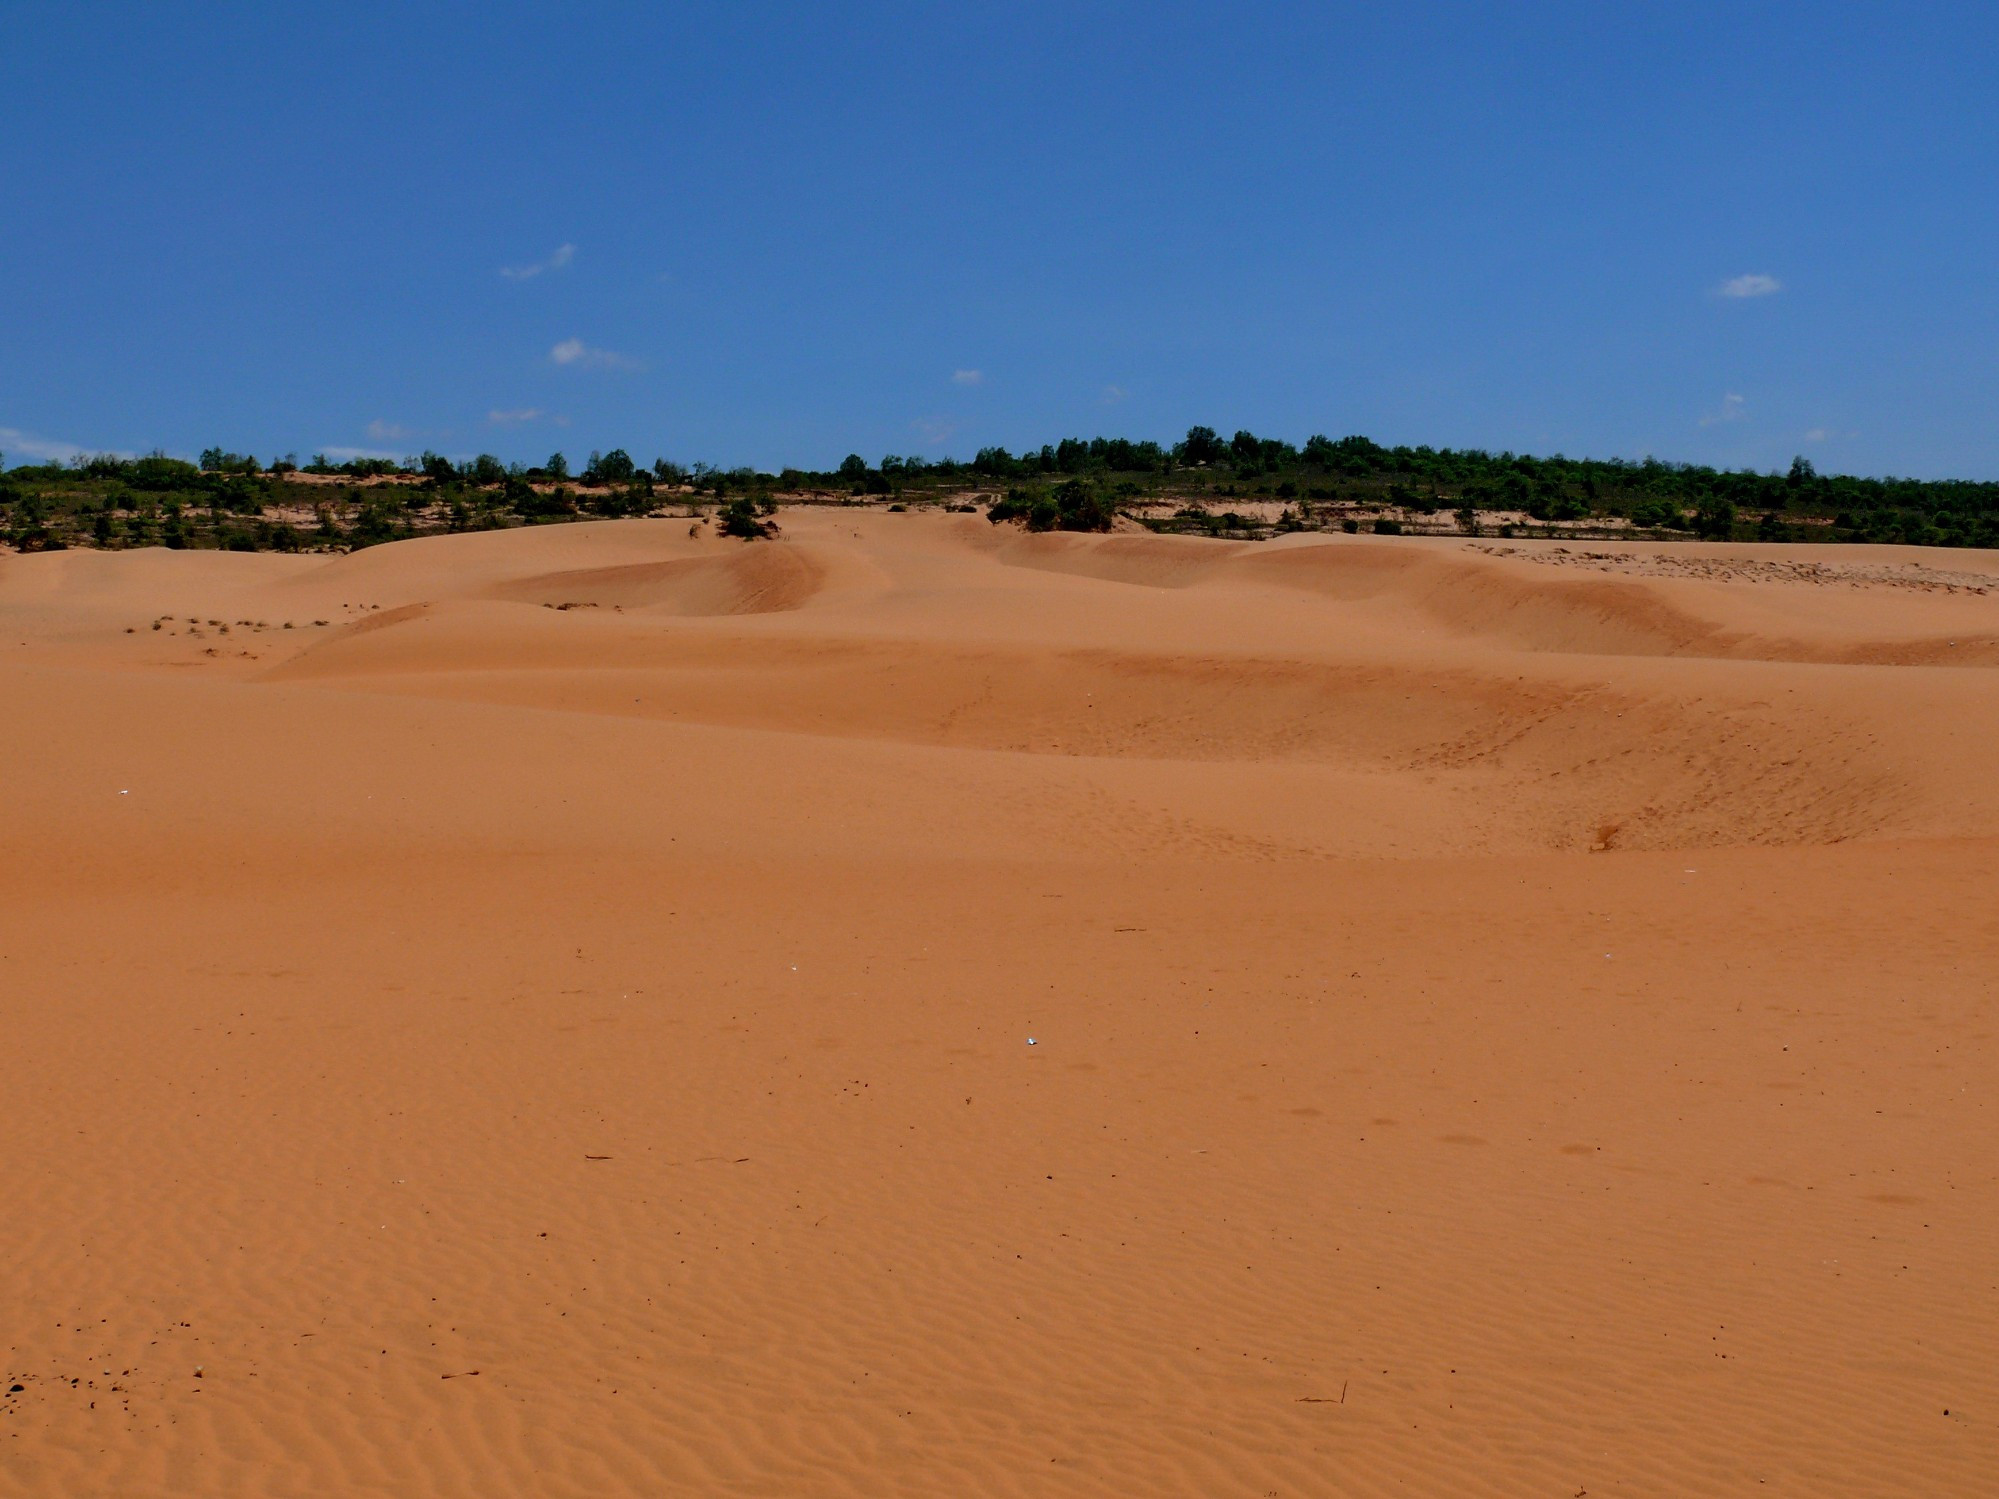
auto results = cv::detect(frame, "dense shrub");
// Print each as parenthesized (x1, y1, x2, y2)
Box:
(717, 495, 777, 539)
(987, 479, 1115, 532)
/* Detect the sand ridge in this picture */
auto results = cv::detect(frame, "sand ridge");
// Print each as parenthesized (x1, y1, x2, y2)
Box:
(2, 511, 1995, 1495)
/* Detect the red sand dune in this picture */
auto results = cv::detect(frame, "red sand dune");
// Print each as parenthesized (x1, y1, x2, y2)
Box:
(3, 511, 1995, 1495)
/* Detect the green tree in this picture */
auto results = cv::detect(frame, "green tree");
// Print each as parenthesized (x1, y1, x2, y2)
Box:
(1692, 497, 1737, 540)
(592, 448, 636, 484)
(1181, 427, 1224, 466)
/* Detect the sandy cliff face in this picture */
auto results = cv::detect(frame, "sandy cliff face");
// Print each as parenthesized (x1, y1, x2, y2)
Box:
(3, 514, 1995, 1496)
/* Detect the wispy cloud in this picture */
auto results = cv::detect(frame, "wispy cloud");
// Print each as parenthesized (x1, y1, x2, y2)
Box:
(551, 337, 642, 372)
(910, 417, 958, 447)
(318, 446, 405, 462)
(950, 368, 984, 386)
(0, 425, 107, 464)
(1699, 392, 1749, 427)
(1802, 427, 1831, 443)
(500, 243, 576, 281)
(1099, 384, 1128, 405)
(365, 418, 413, 442)
(487, 408, 547, 425)
(1719, 273, 1781, 299)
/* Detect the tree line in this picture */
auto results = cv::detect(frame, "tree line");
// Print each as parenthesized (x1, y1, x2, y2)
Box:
(5, 430, 1997, 552)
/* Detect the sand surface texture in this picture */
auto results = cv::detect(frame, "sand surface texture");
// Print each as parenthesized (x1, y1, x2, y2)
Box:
(3, 513, 1995, 1496)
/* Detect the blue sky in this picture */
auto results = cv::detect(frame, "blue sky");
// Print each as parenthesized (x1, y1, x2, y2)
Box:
(3, 2, 1995, 477)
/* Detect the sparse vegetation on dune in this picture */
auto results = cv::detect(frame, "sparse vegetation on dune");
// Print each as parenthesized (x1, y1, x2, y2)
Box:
(5, 432, 1997, 554)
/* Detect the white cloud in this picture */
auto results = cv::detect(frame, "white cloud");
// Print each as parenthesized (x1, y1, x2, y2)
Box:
(1802, 427, 1831, 443)
(1719, 273, 1781, 299)
(1100, 384, 1128, 404)
(488, 408, 547, 425)
(500, 243, 576, 280)
(0, 425, 107, 464)
(951, 368, 984, 386)
(550, 337, 642, 371)
(366, 419, 413, 442)
(1699, 393, 1749, 427)
(910, 417, 958, 447)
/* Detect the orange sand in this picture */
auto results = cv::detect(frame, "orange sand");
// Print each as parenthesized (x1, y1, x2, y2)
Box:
(2, 512, 1994, 1495)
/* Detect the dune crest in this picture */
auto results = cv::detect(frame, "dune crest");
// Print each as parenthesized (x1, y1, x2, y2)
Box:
(216, 513, 1999, 854)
